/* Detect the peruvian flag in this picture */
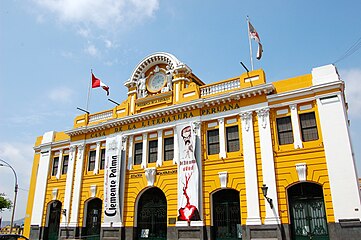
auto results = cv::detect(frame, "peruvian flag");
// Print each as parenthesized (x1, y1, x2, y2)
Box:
(248, 20, 263, 60)
(92, 72, 109, 95)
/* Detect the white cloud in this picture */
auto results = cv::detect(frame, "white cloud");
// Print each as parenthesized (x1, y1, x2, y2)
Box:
(84, 44, 99, 56)
(340, 68, 361, 119)
(0, 141, 34, 220)
(104, 39, 113, 48)
(48, 87, 74, 103)
(33, 0, 160, 30)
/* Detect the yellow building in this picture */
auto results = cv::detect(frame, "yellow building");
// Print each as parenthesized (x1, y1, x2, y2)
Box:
(24, 52, 361, 240)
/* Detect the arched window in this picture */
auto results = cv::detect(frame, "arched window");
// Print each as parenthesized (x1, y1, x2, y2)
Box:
(212, 189, 241, 239)
(83, 198, 102, 240)
(288, 182, 329, 240)
(136, 187, 167, 240)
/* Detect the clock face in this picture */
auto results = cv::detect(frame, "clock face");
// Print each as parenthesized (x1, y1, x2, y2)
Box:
(147, 72, 166, 93)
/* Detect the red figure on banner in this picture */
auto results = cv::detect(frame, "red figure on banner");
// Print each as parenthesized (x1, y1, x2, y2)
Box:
(178, 173, 200, 222)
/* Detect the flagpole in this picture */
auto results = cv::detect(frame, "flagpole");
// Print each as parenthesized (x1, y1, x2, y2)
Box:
(246, 16, 254, 71)
(86, 69, 92, 112)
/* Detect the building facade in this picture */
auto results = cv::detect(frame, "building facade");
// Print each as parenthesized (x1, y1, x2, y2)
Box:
(24, 52, 361, 240)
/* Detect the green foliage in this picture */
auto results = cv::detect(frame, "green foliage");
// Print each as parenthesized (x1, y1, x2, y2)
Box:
(0, 193, 12, 212)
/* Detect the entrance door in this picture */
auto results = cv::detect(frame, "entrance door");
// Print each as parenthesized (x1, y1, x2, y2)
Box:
(288, 183, 329, 240)
(137, 188, 167, 240)
(212, 189, 242, 240)
(84, 198, 102, 240)
(45, 200, 62, 240)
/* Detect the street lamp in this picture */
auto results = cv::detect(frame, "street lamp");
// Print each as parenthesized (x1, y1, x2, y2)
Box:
(0, 159, 18, 234)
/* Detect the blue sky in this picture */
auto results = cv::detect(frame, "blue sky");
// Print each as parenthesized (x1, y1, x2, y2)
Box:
(1, 0, 361, 222)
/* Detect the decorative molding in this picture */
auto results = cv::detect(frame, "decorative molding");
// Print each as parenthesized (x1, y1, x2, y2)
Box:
(193, 121, 201, 134)
(145, 167, 156, 186)
(296, 163, 307, 181)
(240, 111, 253, 131)
(90, 185, 97, 197)
(122, 135, 128, 151)
(52, 188, 58, 200)
(256, 108, 270, 129)
(218, 172, 228, 188)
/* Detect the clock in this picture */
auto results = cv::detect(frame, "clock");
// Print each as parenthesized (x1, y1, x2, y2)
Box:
(147, 72, 166, 93)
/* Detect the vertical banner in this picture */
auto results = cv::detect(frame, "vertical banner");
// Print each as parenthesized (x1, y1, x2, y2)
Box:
(104, 135, 122, 224)
(177, 123, 200, 222)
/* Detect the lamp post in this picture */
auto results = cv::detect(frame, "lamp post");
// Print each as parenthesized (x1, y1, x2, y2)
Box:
(0, 159, 18, 234)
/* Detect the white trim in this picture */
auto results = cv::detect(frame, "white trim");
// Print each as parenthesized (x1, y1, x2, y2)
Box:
(256, 108, 281, 225)
(290, 104, 303, 149)
(61, 145, 77, 226)
(30, 131, 55, 226)
(240, 111, 261, 225)
(127, 136, 134, 170)
(157, 130, 163, 167)
(141, 133, 148, 169)
(69, 144, 85, 227)
(93, 142, 101, 175)
(316, 94, 361, 220)
(56, 149, 63, 179)
(218, 118, 227, 159)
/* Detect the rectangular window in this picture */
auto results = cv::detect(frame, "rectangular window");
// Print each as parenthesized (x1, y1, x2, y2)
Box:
(226, 125, 240, 152)
(164, 137, 174, 161)
(300, 112, 319, 142)
(100, 149, 106, 170)
(88, 150, 96, 171)
(134, 142, 143, 165)
(61, 155, 69, 175)
(207, 129, 220, 155)
(51, 157, 59, 176)
(276, 116, 294, 145)
(148, 140, 158, 163)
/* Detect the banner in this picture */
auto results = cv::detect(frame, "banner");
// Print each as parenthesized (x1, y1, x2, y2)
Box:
(177, 123, 200, 222)
(104, 135, 122, 224)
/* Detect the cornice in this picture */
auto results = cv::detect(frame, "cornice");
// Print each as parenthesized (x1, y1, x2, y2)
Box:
(267, 81, 343, 103)
(65, 83, 274, 137)
(33, 139, 70, 152)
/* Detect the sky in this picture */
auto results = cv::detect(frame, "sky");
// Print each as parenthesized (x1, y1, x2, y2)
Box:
(0, 0, 361, 222)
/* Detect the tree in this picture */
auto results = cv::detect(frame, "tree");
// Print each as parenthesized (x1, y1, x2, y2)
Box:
(0, 193, 12, 212)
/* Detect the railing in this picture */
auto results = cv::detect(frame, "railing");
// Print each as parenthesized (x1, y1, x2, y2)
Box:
(200, 79, 240, 97)
(89, 110, 113, 123)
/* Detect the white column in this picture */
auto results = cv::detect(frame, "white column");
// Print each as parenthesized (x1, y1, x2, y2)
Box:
(256, 108, 280, 225)
(93, 142, 101, 175)
(157, 130, 163, 167)
(56, 149, 63, 179)
(173, 127, 179, 165)
(317, 94, 361, 220)
(61, 145, 77, 226)
(218, 118, 227, 159)
(30, 131, 55, 226)
(240, 111, 261, 225)
(127, 136, 134, 170)
(290, 104, 303, 149)
(69, 144, 85, 227)
(141, 133, 148, 169)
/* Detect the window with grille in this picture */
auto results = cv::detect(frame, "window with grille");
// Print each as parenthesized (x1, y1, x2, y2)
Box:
(207, 129, 220, 155)
(100, 149, 106, 170)
(88, 150, 96, 171)
(276, 116, 294, 145)
(300, 112, 319, 142)
(148, 140, 158, 163)
(134, 142, 143, 165)
(52, 157, 59, 176)
(61, 155, 69, 174)
(226, 125, 240, 152)
(164, 137, 174, 161)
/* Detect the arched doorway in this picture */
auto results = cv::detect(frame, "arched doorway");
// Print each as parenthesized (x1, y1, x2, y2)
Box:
(288, 182, 329, 240)
(212, 189, 241, 239)
(83, 198, 102, 240)
(136, 187, 167, 240)
(45, 200, 62, 240)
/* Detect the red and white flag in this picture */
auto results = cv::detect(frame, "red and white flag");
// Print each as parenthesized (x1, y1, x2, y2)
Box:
(92, 73, 109, 95)
(248, 21, 263, 60)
